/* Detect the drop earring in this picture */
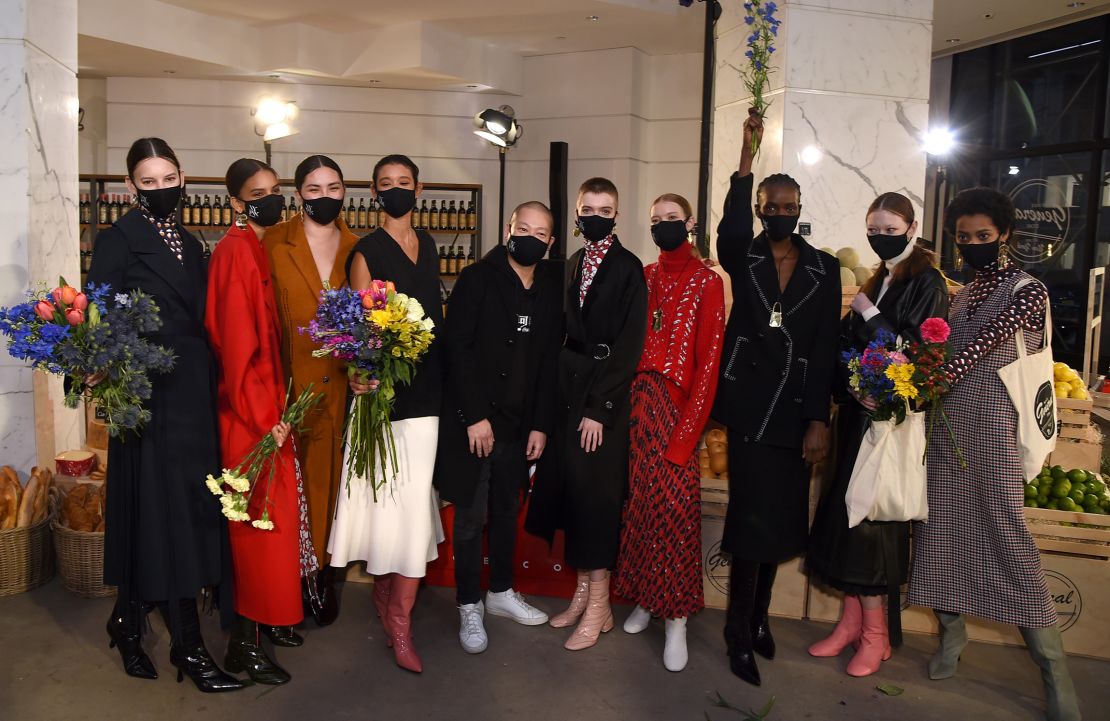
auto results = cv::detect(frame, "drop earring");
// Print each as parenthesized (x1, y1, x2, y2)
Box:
(235, 211, 249, 229)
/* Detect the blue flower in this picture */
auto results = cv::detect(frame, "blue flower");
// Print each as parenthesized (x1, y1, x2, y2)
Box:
(754, 60, 763, 71)
(771, 24, 779, 36)
(744, 15, 755, 25)
(769, 45, 776, 52)
(745, 49, 754, 58)
(766, 1, 778, 12)
(744, 2, 753, 9)
(748, 33, 759, 43)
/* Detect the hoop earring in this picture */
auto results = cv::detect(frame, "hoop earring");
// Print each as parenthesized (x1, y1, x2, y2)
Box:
(235, 212, 249, 229)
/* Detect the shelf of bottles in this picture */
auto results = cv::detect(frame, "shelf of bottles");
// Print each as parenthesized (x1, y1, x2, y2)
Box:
(78, 175, 483, 298)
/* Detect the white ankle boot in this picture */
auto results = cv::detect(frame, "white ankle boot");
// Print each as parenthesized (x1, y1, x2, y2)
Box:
(623, 605, 652, 634)
(663, 617, 688, 672)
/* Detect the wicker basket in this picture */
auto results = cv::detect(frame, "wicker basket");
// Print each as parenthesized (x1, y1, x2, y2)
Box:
(0, 499, 57, 597)
(52, 521, 115, 598)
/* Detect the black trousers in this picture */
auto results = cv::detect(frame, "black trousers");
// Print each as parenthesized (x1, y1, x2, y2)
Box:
(453, 440, 526, 605)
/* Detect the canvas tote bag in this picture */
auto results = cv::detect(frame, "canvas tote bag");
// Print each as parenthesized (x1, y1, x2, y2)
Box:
(996, 278, 1057, 481)
(844, 406, 929, 528)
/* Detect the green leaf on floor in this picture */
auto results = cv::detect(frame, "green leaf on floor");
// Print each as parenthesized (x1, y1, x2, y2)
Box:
(876, 684, 905, 696)
(707, 692, 776, 719)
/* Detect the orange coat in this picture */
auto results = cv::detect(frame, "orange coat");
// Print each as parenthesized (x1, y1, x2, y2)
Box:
(265, 214, 359, 566)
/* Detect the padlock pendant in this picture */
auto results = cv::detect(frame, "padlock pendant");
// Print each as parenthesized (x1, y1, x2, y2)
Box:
(652, 309, 663, 332)
(769, 302, 783, 328)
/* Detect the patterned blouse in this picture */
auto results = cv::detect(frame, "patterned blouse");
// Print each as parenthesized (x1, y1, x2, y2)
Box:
(140, 208, 184, 263)
(944, 260, 1048, 385)
(578, 234, 615, 307)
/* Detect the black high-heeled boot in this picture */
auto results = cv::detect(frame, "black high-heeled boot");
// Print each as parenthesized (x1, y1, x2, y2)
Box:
(162, 599, 246, 693)
(225, 615, 291, 685)
(751, 562, 778, 660)
(724, 560, 761, 686)
(303, 568, 339, 627)
(261, 625, 304, 647)
(106, 599, 157, 680)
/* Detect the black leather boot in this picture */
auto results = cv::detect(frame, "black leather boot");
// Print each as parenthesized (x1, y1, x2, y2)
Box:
(261, 625, 304, 647)
(163, 599, 246, 693)
(751, 562, 778, 660)
(106, 599, 157, 680)
(303, 568, 339, 627)
(225, 615, 291, 685)
(725, 560, 761, 686)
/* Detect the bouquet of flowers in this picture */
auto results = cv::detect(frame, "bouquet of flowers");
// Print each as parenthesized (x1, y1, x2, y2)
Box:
(0, 277, 175, 437)
(742, 1, 780, 156)
(206, 382, 321, 530)
(301, 280, 435, 498)
(843, 318, 965, 465)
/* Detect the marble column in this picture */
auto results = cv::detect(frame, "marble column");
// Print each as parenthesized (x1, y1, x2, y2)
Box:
(711, 1, 934, 266)
(0, 1, 81, 476)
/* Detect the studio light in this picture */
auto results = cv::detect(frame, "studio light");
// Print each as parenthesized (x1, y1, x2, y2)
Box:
(472, 105, 524, 235)
(1008, 165, 1020, 176)
(252, 97, 299, 164)
(922, 128, 955, 156)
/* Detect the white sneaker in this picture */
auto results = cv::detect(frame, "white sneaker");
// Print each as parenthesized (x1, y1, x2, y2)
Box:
(623, 605, 652, 634)
(663, 617, 688, 672)
(485, 589, 549, 626)
(458, 601, 488, 654)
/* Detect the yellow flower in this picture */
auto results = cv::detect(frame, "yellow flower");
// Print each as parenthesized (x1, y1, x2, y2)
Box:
(885, 362, 919, 400)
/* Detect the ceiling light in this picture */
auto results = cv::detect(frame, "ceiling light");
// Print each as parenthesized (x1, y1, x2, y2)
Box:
(983, 12, 994, 19)
(587, 15, 600, 21)
(1068, 2, 1086, 8)
(946, 38, 961, 44)
(1008, 165, 1020, 175)
(1028, 38, 1100, 59)
(163, 69, 176, 74)
(922, 128, 956, 156)
(556, 36, 567, 40)
(800, 145, 822, 166)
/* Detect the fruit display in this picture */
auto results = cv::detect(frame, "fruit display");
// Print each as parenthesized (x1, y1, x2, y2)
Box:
(1025, 466, 1110, 514)
(700, 429, 728, 480)
(835, 247, 860, 269)
(839, 266, 857, 287)
(1054, 361, 1090, 400)
(852, 266, 871, 285)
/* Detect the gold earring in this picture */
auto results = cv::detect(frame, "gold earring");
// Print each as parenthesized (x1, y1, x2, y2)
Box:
(235, 212, 249, 229)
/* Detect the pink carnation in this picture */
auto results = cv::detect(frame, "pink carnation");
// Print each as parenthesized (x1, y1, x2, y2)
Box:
(888, 351, 909, 365)
(920, 317, 950, 344)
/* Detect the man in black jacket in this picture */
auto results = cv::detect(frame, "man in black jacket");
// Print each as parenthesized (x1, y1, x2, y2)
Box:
(433, 201, 564, 654)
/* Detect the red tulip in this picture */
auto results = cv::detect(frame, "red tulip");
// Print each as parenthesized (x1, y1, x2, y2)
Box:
(51, 288, 64, 304)
(71, 292, 88, 310)
(65, 308, 84, 326)
(361, 293, 375, 309)
(34, 301, 56, 321)
(385, 281, 396, 293)
(59, 286, 78, 306)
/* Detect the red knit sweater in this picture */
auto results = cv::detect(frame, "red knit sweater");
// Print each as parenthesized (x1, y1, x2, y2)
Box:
(637, 247, 726, 465)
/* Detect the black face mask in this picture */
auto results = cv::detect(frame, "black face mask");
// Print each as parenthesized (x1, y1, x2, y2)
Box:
(242, 193, 285, 227)
(506, 234, 548, 267)
(761, 214, 799, 241)
(868, 233, 911, 261)
(957, 240, 1001, 271)
(301, 196, 343, 225)
(576, 214, 616, 243)
(136, 184, 183, 219)
(651, 219, 689, 251)
(377, 187, 417, 218)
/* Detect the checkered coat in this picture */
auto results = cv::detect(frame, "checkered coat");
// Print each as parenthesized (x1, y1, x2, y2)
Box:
(907, 267, 1056, 628)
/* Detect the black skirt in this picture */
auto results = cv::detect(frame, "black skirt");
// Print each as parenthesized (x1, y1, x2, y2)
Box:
(721, 433, 810, 563)
(806, 402, 910, 596)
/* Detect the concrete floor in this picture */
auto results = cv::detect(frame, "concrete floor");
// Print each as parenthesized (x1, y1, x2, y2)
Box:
(1, 580, 1107, 721)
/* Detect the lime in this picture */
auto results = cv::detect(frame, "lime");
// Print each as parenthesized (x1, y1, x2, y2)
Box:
(1060, 497, 1079, 512)
(1083, 502, 1101, 514)
(1051, 467, 1068, 482)
(1025, 485, 1038, 499)
(1026, 498, 1039, 508)
(1070, 488, 1086, 504)
(1085, 493, 1101, 508)
(1068, 469, 1087, 484)
(1046, 500, 1060, 510)
(1073, 482, 1088, 495)
(1052, 480, 1072, 498)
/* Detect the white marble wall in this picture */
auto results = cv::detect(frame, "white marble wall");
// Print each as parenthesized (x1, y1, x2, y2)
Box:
(0, 0, 81, 476)
(711, 0, 933, 267)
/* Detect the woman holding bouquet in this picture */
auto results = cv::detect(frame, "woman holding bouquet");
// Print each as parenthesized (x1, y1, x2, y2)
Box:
(328, 154, 444, 673)
(205, 158, 319, 685)
(265, 155, 360, 626)
(806, 192, 948, 677)
(907, 188, 1080, 721)
(613, 193, 725, 672)
(88, 137, 244, 693)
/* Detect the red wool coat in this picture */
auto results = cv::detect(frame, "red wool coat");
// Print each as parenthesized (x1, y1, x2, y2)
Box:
(205, 224, 303, 626)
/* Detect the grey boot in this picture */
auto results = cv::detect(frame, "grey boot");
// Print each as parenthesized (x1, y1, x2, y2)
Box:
(1019, 626, 1082, 721)
(929, 610, 967, 680)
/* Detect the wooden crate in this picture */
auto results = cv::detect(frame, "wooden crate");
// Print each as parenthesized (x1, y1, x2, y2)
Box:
(1047, 424, 1102, 472)
(808, 510, 1110, 660)
(1057, 397, 1094, 440)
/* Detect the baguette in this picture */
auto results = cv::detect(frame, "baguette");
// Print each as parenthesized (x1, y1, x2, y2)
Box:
(0, 468, 20, 530)
(16, 470, 41, 527)
(31, 469, 51, 524)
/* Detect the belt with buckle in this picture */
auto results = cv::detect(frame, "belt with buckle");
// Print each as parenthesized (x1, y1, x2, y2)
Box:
(565, 337, 611, 360)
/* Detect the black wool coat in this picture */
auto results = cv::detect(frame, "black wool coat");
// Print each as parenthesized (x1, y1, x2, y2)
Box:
(87, 209, 228, 604)
(525, 237, 648, 569)
(711, 172, 842, 449)
(433, 246, 563, 507)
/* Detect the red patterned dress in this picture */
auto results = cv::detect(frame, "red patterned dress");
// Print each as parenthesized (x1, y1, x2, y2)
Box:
(614, 247, 725, 619)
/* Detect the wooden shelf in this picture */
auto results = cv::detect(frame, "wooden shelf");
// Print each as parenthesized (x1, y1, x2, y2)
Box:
(81, 223, 478, 234)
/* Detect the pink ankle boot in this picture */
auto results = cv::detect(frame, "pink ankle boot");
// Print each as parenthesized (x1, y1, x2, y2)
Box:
(846, 606, 891, 677)
(809, 595, 862, 658)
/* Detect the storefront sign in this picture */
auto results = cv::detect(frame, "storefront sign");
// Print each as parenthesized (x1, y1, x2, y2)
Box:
(1008, 179, 1071, 264)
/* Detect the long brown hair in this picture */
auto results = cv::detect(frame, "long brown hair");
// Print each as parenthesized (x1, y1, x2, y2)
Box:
(859, 192, 938, 300)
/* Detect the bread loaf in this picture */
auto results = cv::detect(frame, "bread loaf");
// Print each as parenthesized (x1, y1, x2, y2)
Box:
(32, 468, 53, 524)
(62, 483, 103, 532)
(16, 470, 41, 527)
(0, 467, 20, 530)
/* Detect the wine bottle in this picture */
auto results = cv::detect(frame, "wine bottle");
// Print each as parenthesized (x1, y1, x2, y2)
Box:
(201, 195, 212, 226)
(96, 194, 106, 224)
(429, 200, 439, 230)
(416, 200, 426, 229)
(181, 194, 192, 225)
(346, 198, 356, 227)
(467, 200, 477, 230)
(221, 196, 232, 226)
(107, 194, 119, 223)
(288, 195, 297, 219)
(466, 246, 475, 268)
(357, 198, 367, 228)
(368, 199, 378, 229)
(79, 194, 88, 224)
(438, 245, 448, 275)
(376, 201, 385, 229)
(438, 202, 448, 232)
(448, 200, 458, 231)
